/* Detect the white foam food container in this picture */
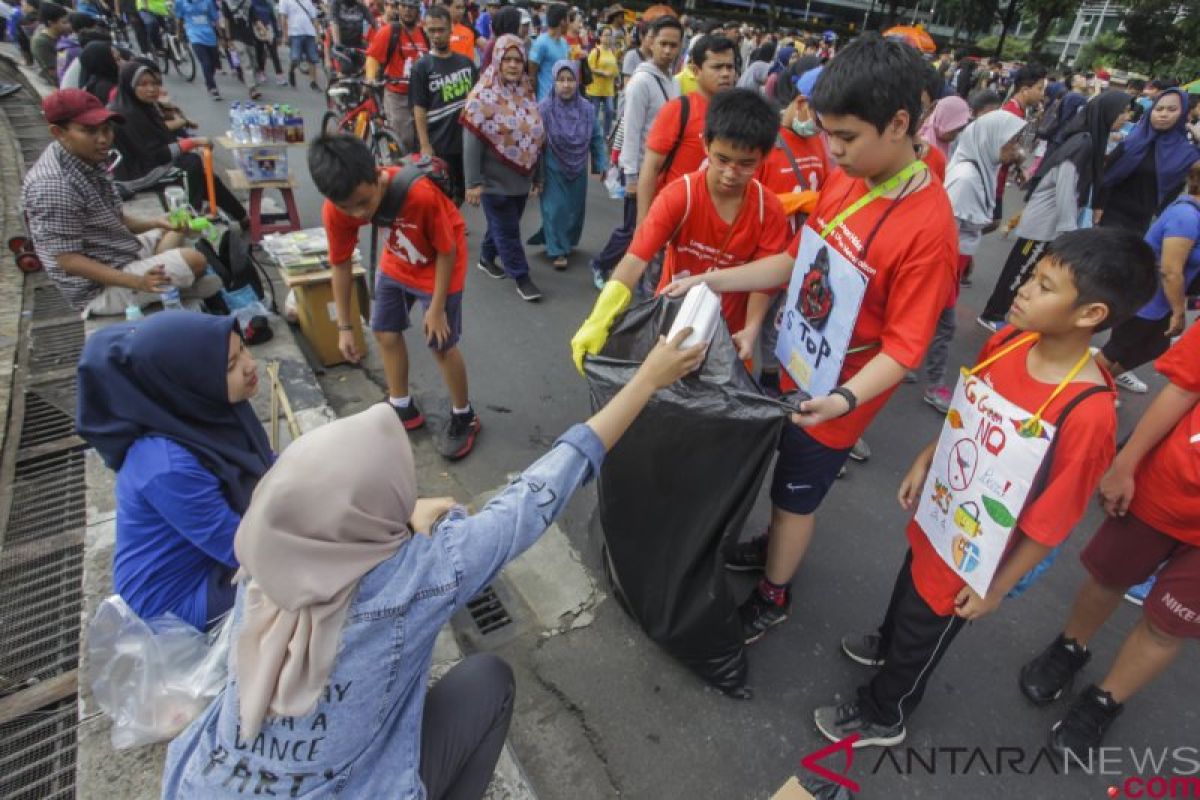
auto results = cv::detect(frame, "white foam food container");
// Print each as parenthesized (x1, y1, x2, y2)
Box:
(667, 282, 722, 349)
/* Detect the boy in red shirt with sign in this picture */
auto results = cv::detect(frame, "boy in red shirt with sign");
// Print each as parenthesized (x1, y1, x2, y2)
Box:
(309, 134, 480, 460)
(1019, 321, 1200, 756)
(819, 228, 1157, 747)
(570, 88, 790, 372)
(666, 35, 958, 644)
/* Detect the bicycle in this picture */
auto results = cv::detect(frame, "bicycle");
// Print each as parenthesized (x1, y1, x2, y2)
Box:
(322, 76, 405, 166)
(157, 10, 197, 81)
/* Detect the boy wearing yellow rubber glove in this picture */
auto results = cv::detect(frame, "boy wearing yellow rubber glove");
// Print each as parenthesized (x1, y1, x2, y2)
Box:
(571, 88, 790, 374)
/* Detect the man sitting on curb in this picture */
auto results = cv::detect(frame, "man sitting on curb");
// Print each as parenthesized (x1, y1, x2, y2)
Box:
(22, 89, 219, 317)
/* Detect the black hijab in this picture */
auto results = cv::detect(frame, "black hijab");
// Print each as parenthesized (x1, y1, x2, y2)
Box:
(109, 59, 177, 180)
(76, 312, 273, 514)
(79, 41, 119, 104)
(1034, 90, 1132, 208)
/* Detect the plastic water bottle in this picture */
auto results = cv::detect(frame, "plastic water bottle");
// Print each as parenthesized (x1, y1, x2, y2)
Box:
(604, 166, 624, 200)
(248, 103, 263, 145)
(124, 304, 144, 320)
(160, 286, 183, 310)
(230, 101, 244, 143)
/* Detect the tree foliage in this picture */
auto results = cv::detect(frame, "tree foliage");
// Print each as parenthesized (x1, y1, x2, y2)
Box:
(976, 33, 1031, 60)
(1116, 0, 1188, 73)
(1022, 0, 1080, 57)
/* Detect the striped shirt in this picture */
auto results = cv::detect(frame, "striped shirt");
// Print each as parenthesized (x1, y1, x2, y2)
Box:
(22, 142, 142, 310)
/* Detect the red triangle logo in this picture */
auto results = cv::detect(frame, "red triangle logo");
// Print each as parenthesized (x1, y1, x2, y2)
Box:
(799, 734, 861, 792)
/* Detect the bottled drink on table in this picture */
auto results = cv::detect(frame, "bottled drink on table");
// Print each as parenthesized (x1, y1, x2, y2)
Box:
(160, 286, 183, 311)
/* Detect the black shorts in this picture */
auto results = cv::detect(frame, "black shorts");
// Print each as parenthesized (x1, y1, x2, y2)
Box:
(769, 424, 852, 515)
(1100, 313, 1171, 372)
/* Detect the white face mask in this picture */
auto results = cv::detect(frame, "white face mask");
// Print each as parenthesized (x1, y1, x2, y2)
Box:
(792, 117, 818, 137)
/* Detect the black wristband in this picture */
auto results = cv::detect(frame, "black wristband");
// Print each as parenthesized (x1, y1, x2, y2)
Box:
(337, 324, 353, 332)
(830, 386, 857, 415)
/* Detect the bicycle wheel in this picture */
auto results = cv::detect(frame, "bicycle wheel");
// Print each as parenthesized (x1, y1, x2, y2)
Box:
(157, 38, 172, 73)
(180, 41, 197, 82)
(370, 129, 404, 166)
(321, 110, 345, 137)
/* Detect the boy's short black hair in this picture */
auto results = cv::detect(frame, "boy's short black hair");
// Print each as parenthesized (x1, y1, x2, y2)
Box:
(39, 2, 67, 24)
(968, 88, 1002, 115)
(546, 2, 568, 29)
(1044, 228, 1157, 332)
(307, 134, 378, 204)
(1127, 78, 1147, 93)
(921, 61, 944, 104)
(68, 11, 96, 30)
(648, 14, 681, 37)
(1012, 65, 1046, 91)
(809, 33, 925, 136)
(423, 4, 450, 23)
(704, 87, 777, 155)
(690, 33, 734, 68)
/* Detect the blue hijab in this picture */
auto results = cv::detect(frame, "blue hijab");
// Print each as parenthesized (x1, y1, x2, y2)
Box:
(1103, 87, 1200, 205)
(769, 46, 795, 76)
(76, 312, 272, 513)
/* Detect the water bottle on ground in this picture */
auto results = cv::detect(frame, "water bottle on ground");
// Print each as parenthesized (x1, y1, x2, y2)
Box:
(248, 103, 263, 145)
(124, 305, 144, 321)
(160, 286, 183, 311)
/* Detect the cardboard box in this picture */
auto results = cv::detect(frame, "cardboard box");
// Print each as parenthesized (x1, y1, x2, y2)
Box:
(770, 777, 817, 800)
(282, 266, 370, 367)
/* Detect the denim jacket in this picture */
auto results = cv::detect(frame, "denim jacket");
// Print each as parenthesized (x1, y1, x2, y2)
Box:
(161, 424, 605, 799)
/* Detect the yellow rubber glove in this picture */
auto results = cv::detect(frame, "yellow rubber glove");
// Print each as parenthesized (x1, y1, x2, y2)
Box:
(570, 280, 632, 375)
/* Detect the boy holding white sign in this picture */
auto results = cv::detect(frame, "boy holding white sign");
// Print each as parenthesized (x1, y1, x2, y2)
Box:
(665, 35, 958, 644)
(814, 228, 1157, 747)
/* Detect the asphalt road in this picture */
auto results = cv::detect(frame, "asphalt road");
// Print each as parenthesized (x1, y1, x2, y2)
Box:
(160, 58, 1196, 800)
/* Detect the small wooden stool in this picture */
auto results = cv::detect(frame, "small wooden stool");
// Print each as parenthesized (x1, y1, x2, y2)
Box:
(226, 168, 302, 243)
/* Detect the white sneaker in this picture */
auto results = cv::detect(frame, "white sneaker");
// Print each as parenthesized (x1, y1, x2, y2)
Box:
(1115, 372, 1148, 394)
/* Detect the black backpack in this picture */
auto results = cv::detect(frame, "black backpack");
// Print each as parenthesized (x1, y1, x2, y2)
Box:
(579, 53, 594, 90)
(372, 155, 454, 226)
(196, 226, 275, 313)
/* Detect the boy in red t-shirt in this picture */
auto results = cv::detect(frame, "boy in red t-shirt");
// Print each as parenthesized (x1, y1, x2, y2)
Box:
(365, 0, 429, 152)
(570, 88, 789, 372)
(817, 228, 1158, 747)
(635, 33, 737, 226)
(309, 134, 479, 460)
(1018, 321, 1200, 756)
(666, 35, 958, 644)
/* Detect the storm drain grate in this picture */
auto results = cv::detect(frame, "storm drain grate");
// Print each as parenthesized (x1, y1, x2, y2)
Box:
(0, 546, 84, 690)
(26, 323, 85, 373)
(466, 585, 513, 635)
(0, 698, 77, 800)
(31, 285, 75, 322)
(18, 390, 77, 450)
(6, 448, 87, 547)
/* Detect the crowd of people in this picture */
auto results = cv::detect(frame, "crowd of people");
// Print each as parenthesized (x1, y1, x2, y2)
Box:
(7, 0, 1200, 795)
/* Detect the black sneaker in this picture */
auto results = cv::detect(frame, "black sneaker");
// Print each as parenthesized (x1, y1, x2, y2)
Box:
(1049, 684, 1123, 758)
(813, 700, 906, 747)
(477, 258, 506, 279)
(1019, 633, 1091, 706)
(841, 633, 886, 667)
(515, 275, 542, 301)
(392, 400, 425, 431)
(739, 585, 790, 644)
(724, 533, 768, 572)
(438, 409, 481, 460)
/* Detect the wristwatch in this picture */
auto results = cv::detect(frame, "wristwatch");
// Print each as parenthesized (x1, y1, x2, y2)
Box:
(830, 386, 857, 415)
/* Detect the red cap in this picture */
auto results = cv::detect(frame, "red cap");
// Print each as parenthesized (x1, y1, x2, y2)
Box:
(42, 89, 123, 126)
(1095, 69, 1111, 81)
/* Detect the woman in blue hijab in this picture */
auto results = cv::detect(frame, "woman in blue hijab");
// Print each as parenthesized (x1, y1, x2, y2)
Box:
(77, 312, 272, 630)
(1095, 87, 1200, 233)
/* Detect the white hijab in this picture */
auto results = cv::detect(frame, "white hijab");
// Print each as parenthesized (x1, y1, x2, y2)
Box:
(945, 111, 1027, 226)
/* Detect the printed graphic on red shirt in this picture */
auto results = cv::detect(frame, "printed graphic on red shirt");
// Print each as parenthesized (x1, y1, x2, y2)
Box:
(367, 23, 429, 94)
(1128, 324, 1200, 545)
(323, 167, 467, 294)
(628, 171, 788, 335)
(907, 332, 1116, 614)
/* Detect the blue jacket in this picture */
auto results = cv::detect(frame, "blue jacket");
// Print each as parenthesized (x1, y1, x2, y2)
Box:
(115, 436, 241, 630)
(161, 424, 605, 799)
(174, 0, 219, 46)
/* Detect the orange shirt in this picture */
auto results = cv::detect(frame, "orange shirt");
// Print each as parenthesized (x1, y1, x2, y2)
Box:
(920, 140, 947, 183)
(323, 167, 467, 294)
(756, 127, 830, 196)
(645, 93, 709, 191)
(449, 22, 475, 60)
(908, 332, 1117, 614)
(366, 23, 429, 94)
(787, 167, 958, 449)
(1128, 324, 1200, 545)
(628, 170, 790, 335)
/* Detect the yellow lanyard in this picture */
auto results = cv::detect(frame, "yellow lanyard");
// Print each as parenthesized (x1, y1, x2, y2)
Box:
(967, 333, 1093, 436)
(819, 160, 928, 240)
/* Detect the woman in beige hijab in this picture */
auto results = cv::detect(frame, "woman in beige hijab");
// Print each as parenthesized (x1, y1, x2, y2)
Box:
(162, 331, 705, 799)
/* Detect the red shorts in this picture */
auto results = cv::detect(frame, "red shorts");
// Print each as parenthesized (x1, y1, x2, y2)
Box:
(1081, 513, 1200, 639)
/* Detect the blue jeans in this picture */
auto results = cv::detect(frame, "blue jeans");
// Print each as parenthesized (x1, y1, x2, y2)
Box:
(589, 94, 615, 138)
(480, 193, 530, 280)
(191, 42, 218, 91)
(289, 34, 319, 64)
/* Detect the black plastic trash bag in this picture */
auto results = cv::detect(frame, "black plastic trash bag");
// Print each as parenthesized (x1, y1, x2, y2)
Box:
(584, 295, 789, 694)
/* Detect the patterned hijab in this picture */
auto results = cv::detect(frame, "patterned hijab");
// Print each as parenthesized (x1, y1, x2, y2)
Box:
(539, 60, 595, 179)
(461, 34, 545, 176)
